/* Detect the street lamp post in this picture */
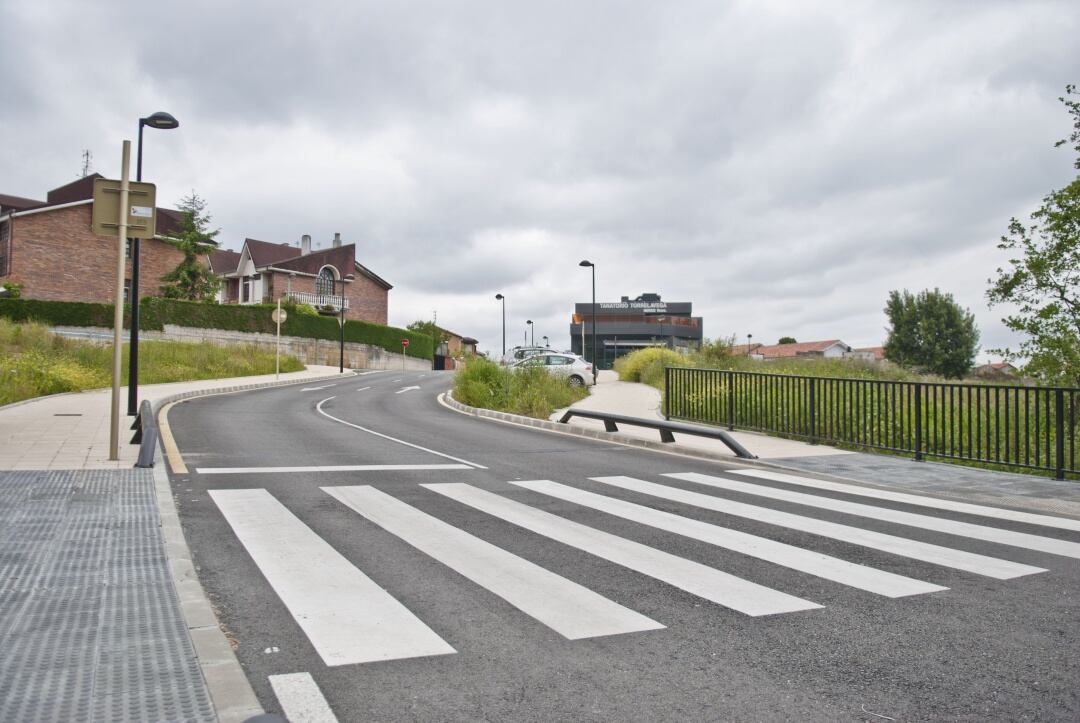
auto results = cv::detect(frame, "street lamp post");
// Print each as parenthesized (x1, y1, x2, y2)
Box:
(526, 319, 534, 347)
(543, 335, 549, 348)
(128, 111, 179, 416)
(495, 294, 506, 358)
(339, 273, 354, 373)
(578, 260, 596, 376)
(747, 333, 753, 357)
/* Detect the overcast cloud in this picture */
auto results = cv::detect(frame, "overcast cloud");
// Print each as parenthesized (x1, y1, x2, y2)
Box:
(3, 0, 1078, 358)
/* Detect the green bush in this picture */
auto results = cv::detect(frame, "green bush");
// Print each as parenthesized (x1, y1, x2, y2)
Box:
(614, 347, 684, 385)
(453, 357, 588, 419)
(0, 297, 434, 359)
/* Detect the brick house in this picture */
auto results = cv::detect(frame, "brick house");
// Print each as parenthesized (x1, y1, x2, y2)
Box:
(207, 233, 392, 324)
(0, 175, 188, 303)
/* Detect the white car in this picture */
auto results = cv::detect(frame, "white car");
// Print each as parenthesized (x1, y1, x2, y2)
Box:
(512, 352, 596, 387)
(502, 346, 551, 365)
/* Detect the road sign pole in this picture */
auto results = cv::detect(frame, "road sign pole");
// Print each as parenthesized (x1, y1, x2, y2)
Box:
(109, 141, 132, 461)
(276, 299, 281, 379)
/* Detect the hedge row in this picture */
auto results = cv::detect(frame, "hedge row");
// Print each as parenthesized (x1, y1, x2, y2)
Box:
(0, 298, 434, 359)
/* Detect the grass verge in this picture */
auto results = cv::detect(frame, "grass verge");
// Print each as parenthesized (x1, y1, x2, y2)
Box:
(453, 357, 589, 419)
(0, 319, 305, 406)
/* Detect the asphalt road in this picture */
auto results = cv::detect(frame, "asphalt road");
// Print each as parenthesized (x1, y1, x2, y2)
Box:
(165, 370, 1080, 722)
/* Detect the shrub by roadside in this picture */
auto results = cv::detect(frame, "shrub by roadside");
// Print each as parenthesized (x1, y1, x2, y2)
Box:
(453, 357, 588, 419)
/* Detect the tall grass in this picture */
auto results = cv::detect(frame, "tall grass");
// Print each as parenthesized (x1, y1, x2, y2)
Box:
(453, 357, 588, 419)
(0, 319, 305, 406)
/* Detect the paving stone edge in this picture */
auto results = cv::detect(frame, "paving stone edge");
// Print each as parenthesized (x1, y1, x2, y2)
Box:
(149, 370, 355, 723)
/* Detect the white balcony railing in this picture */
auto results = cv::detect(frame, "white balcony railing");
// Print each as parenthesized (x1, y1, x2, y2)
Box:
(287, 291, 350, 311)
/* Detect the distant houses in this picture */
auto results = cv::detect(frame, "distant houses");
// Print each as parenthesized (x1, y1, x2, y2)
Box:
(731, 339, 885, 362)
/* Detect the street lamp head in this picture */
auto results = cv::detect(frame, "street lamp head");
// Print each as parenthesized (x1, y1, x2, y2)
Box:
(141, 111, 179, 130)
(495, 293, 504, 300)
(578, 260, 594, 267)
(526, 319, 533, 325)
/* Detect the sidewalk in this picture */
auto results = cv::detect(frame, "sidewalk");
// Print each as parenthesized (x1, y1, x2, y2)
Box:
(0, 366, 353, 723)
(549, 371, 1080, 517)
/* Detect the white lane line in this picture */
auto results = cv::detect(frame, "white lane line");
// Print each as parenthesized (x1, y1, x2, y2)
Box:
(592, 476, 1043, 580)
(356, 386, 372, 392)
(301, 385, 336, 391)
(668, 472, 1080, 560)
(316, 397, 487, 469)
(423, 483, 821, 617)
(197, 464, 473, 475)
(396, 386, 421, 394)
(269, 673, 339, 723)
(512, 480, 946, 598)
(210, 489, 455, 666)
(325, 486, 663, 639)
(730, 468, 1080, 533)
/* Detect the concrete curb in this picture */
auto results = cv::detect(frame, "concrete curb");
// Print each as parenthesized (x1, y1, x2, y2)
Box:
(150, 369, 357, 723)
(438, 391, 771, 468)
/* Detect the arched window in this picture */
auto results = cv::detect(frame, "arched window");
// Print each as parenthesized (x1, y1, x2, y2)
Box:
(315, 267, 336, 297)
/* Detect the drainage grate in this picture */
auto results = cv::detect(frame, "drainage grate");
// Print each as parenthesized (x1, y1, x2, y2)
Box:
(0, 470, 215, 722)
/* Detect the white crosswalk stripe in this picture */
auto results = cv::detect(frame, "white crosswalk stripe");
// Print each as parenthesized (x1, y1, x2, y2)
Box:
(206, 469, 1078, 672)
(323, 485, 664, 639)
(591, 476, 1044, 579)
(422, 482, 823, 616)
(729, 468, 1080, 532)
(666, 472, 1080, 559)
(510, 479, 947, 598)
(209, 489, 455, 666)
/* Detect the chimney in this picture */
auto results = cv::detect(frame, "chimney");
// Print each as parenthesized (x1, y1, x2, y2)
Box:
(301, 234, 311, 256)
(332, 232, 342, 248)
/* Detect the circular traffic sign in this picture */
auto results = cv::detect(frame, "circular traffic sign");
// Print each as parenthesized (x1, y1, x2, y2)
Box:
(271, 308, 288, 323)
(402, 338, 410, 348)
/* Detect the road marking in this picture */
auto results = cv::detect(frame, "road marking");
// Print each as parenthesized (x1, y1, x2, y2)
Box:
(667, 472, 1080, 560)
(592, 476, 1044, 580)
(301, 385, 337, 391)
(730, 468, 1080, 533)
(391, 379, 402, 382)
(158, 401, 187, 474)
(423, 483, 821, 617)
(325, 486, 663, 639)
(512, 480, 946, 598)
(197, 464, 474, 475)
(209, 489, 455, 666)
(269, 673, 339, 723)
(396, 386, 421, 394)
(316, 397, 487, 469)
(356, 386, 371, 392)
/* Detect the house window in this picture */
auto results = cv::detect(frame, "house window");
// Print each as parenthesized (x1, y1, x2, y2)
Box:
(123, 279, 131, 302)
(0, 220, 9, 276)
(242, 278, 251, 303)
(316, 268, 336, 297)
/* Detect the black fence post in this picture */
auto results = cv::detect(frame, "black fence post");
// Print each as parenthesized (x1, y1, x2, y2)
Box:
(727, 371, 735, 431)
(808, 377, 817, 445)
(1056, 389, 1066, 481)
(914, 383, 923, 462)
(664, 367, 671, 420)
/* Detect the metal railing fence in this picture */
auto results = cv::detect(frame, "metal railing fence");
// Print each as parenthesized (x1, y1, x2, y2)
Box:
(665, 367, 1079, 480)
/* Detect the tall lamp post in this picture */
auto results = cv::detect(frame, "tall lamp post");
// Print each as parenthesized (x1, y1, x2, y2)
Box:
(128, 111, 179, 416)
(339, 273, 354, 373)
(578, 260, 596, 376)
(542, 335, 549, 348)
(526, 319, 534, 347)
(747, 333, 753, 356)
(495, 294, 506, 358)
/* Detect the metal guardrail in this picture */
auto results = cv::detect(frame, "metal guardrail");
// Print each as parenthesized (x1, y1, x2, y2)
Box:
(557, 408, 757, 459)
(665, 367, 1079, 480)
(130, 399, 158, 468)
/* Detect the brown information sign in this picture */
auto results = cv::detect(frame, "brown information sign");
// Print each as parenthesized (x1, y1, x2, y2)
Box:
(91, 178, 157, 238)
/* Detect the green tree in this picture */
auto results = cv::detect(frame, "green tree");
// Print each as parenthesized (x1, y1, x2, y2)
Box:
(987, 85, 1080, 385)
(778, 336, 797, 344)
(406, 320, 448, 344)
(883, 289, 979, 378)
(159, 191, 221, 301)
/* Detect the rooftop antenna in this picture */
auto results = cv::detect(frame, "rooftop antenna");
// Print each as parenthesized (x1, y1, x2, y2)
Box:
(80, 150, 93, 177)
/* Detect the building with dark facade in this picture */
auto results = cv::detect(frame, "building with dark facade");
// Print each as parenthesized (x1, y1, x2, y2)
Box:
(570, 293, 703, 369)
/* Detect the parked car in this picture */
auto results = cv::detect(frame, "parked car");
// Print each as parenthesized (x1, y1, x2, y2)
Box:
(512, 352, 595, 387)
(502, 346, 551, 365)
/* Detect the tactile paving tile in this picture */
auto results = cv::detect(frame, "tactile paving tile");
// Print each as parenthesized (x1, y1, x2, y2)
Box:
(0, 470, 216, 722)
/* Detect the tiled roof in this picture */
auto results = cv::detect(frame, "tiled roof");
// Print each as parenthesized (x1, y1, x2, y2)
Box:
(854, 346, 886, 360)
(208, 249, 242, 274)
(0, 193, 45, 212)
(244, 238, 305, 267)
(753, 340, 849, 358)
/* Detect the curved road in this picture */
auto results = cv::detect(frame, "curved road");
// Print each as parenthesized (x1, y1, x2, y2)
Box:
(165, 370, 1080, 722)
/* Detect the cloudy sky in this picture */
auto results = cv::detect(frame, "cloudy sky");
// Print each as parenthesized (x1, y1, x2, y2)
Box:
(4, 0, 1078, 359)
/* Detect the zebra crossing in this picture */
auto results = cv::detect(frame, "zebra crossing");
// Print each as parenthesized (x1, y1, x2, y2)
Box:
(209, 469, 1078, 668)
